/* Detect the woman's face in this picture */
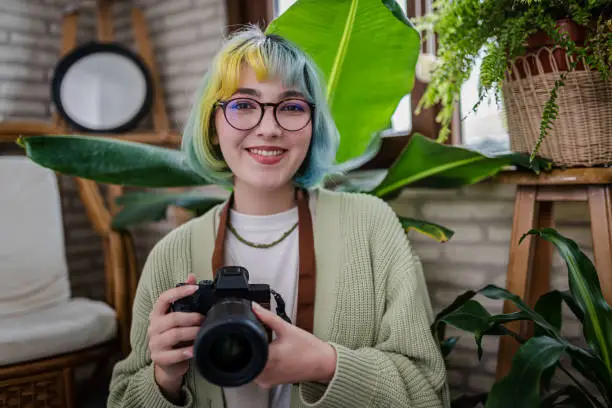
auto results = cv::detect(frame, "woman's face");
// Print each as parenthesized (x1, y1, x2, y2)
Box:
(214, 65, 313, 193)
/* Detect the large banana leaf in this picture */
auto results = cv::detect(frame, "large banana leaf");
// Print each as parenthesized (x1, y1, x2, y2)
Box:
(19, 135, 208, 187)
(522, 229, 612, 378)
(112, 190, 225, 230)
(266, 0, 420, 164)
(371, 134, 552, 198)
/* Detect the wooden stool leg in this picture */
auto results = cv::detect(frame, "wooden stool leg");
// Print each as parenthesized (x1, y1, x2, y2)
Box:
(524, 201, 554, 338)
(588, 186, 612, 306)
(496, 186, 538, 379)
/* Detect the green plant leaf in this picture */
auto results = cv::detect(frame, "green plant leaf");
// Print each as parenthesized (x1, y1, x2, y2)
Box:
(112, 190, 225, 230)
(479, 284, 564, 341)
(566, 347, 612, 405)
(329, 132, 383, 174)
(540, 385, 598, 408)
(371, 134, 552, 197)
(534, 290, 565, 336)
(266, 0, 420, 164)
(432, 289, 478, 342)
(21, 135, 208, 187)
(522, 229, 612, 376)
(398, 216, 454, 243)
(485, 336, 567, 408)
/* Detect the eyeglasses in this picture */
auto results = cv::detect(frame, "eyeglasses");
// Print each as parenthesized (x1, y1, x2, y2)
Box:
(216, 97, 315, 131)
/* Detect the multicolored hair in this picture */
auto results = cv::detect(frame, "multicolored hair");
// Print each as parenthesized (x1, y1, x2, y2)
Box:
(181, 25, 339, 189)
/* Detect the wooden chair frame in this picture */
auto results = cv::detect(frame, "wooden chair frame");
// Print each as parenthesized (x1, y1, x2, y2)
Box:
(0, 121, 139, 408)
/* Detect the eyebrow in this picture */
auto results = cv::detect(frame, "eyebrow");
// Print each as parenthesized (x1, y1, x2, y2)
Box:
(233, 88, 305, 99)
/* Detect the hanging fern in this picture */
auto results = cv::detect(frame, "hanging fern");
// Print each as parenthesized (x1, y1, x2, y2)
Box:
(415, 0, 611, 164)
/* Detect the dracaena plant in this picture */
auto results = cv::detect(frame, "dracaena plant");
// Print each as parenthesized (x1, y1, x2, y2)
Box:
(18, 0, 551, 240)
(433, 228, 612, 408)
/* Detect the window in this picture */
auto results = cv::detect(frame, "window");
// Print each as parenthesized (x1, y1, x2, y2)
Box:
(459, 55, 510, 153)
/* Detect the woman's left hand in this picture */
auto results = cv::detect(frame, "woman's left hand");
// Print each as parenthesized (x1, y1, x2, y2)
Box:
(251, 302, 337, 389)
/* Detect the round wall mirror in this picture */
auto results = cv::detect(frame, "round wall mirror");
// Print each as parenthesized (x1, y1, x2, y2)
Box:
(51, 42, 153, 133)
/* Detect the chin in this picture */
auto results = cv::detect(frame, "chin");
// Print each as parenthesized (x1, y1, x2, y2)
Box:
(240, 173, 295, 193)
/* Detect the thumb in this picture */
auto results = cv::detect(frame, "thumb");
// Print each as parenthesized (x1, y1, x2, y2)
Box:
(185, 273, 197, 285)
(252, 302, 288, 335)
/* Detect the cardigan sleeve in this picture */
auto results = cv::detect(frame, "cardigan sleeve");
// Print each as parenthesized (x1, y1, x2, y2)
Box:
(107, 232, 195, 408)
(299, 196, 449, 408)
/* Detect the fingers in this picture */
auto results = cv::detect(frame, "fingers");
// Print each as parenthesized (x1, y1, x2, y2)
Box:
(150, 326, 201, 352)
(185, 273, 197, 285)
(151, 344, 194, 366)
(252, 302, 289, 335)
(148, 312, 203, 338)
(151, 284, 199, 318)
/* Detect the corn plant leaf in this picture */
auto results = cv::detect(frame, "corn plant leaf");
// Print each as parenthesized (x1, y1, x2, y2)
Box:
(522, 228, 612, 376)
(432, 289, 478, 342)
(20, 135, 208, 187)
(566, 347, 612, 405)
(398, 216, 454, 243)
(485, 336, 567, 408)
(540, 385, 598, 408)
(478, 284, 564, 341)
(371, 134, 552, 198)
(266, 0, 420, 164)
(112, 190, 225, 230)
(534, 290, 565, 336)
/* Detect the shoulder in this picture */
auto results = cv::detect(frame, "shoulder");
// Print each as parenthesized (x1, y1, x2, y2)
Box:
(317, 188, 399, 228)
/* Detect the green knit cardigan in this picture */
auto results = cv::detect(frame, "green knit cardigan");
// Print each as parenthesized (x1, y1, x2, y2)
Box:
(108, 189, 450, 408)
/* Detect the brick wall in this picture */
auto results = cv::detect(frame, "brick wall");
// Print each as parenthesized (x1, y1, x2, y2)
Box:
(388, 183, 593, 396)
(0, 0, 226, 299)
(0, 0, 595, 399)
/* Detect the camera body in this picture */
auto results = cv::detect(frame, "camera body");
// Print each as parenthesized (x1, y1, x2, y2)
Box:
(170, 266, 272, 387)
(171, 265, 271, 318)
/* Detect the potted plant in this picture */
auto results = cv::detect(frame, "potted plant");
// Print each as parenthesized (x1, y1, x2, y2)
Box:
(434, 228, 612, 407)
(416, 0, 611, 167)
(16, 0, 552, 238)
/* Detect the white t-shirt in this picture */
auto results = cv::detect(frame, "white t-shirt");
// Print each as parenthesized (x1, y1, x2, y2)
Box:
(221, 192, 317, 408)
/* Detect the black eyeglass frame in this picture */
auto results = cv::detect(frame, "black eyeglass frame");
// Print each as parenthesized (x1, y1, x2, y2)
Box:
(216, 97, 316, 132)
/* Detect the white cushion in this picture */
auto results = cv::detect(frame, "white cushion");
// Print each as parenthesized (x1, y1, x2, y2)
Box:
(0, 156, 71, 317)
(0, 298, 117, 365)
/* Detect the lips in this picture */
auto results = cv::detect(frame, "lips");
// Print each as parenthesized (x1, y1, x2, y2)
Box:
(246, 147, 287, 165)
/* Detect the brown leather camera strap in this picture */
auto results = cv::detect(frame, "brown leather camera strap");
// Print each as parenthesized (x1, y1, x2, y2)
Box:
(211, 188, 316, 334)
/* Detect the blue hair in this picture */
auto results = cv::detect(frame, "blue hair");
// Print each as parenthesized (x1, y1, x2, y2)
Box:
(181, 25, 339, 189)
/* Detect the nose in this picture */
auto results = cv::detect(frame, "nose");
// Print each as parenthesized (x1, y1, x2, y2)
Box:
(255, 106, 282, 138)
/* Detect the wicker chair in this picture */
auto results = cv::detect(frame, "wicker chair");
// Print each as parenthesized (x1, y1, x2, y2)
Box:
(0, 122, 139, 408)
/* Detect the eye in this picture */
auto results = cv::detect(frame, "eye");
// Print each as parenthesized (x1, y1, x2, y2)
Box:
(279, 100, 308, 113)
(228, 99, 257, 111)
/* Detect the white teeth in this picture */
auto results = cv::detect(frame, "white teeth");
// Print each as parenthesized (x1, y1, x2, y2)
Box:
(249, 149, 284, 157)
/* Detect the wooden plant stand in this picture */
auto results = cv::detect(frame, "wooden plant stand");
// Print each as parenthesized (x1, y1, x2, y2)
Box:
(494, 167, 612, 379)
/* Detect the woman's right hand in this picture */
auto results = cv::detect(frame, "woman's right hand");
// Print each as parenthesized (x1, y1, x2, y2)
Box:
(148, 273, 204, 400)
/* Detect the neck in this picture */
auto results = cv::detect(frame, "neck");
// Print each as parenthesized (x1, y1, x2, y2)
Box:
(232, 182, 297, 215)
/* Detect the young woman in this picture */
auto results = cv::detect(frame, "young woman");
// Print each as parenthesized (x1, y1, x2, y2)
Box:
(108, 26, 449, 408)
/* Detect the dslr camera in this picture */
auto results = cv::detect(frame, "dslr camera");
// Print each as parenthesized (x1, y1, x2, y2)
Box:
(171, 266, 283, 387)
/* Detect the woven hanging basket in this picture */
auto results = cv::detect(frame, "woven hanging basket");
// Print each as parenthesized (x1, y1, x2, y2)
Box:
(502, 21, 612, 167)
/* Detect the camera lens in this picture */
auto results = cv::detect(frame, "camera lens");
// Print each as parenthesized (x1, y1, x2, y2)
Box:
(209, 333, 252, 373)
(193, 298, 269, 387)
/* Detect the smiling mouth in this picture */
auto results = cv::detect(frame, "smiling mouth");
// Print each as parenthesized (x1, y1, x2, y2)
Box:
(246, 148, 286, 157)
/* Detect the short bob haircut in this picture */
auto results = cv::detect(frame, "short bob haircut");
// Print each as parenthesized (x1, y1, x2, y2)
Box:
(181, 25, 339, 189)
